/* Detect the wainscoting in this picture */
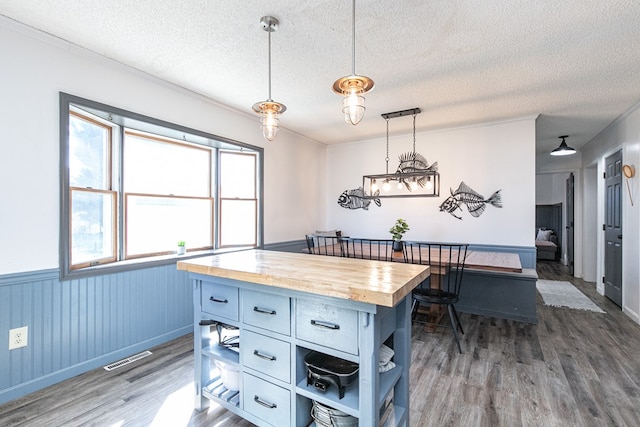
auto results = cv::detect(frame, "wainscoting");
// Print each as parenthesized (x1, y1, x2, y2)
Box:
(0, 264, 192, 405)
(0, 241, 534, 406)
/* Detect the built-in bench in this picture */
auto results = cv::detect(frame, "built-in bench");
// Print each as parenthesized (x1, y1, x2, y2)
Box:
(455, 248, 538, 323)
(457, 267, 538, 323)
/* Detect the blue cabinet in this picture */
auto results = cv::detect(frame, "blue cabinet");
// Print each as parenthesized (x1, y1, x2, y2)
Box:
(191, 275, 412, 426)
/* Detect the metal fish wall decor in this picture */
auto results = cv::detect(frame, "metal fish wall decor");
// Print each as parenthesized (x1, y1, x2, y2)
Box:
(396, 152, 438, 191)
(439, 181, 502, 219)
(337, 187, 382, 210)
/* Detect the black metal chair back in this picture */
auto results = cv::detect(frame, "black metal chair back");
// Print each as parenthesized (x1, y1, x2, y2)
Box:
(403, 241, 469, 353)
(340, 238, 396, 262)
(305, 234, 343, 256)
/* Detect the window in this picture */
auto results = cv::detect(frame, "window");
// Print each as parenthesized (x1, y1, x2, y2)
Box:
(60, 93, 263, 279)
(123, 131, 213, 258)
(219, 150, 258, 247)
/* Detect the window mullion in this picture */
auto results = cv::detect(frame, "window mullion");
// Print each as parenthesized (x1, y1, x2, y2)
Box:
(117, 125, 125, 262)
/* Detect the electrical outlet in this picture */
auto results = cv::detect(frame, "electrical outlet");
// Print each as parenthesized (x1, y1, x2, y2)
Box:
(9, 326, 28, 350)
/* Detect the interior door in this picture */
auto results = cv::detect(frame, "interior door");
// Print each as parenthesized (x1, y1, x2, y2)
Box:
(604, 150, 623, 307)
(566, 174, 574, 274)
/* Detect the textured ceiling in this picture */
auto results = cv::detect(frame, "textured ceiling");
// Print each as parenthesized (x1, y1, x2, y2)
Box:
(1, 0, 640, 155)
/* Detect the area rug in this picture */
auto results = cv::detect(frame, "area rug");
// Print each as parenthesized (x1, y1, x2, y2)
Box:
(536, 280, 605, 313)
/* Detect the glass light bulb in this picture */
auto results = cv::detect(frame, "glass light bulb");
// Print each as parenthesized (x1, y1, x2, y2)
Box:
(342, 82, 366, 125)
(410, 179, 418, 191)
(382, 180, 390, 191)
(371, 179, 378, 192)
(261, 111, 279, 141)
(426, 176, 433, 190)
(397, 181, 404, 190)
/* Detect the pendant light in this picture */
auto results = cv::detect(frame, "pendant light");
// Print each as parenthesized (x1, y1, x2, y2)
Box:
(362, 108, 440, 198)
(252, 16, 286, 141)
(550, 135, 576, 156)
(332, 0, 374, 125)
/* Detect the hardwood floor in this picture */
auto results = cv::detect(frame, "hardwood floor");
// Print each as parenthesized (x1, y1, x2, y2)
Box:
(2, 261, 639, 426)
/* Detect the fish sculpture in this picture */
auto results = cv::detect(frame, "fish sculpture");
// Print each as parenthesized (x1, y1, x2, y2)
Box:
(337, 187, 382, 210)
(396, 152, 438, 191)
(439, 181, 502, 219)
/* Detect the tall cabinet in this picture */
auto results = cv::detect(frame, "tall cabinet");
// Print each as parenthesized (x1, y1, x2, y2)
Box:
(178, 250, 428, 427)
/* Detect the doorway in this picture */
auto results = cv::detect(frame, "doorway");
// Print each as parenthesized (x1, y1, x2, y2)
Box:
(604, 150, 623, 307)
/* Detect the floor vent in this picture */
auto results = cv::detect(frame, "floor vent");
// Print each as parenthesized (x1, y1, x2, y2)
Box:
(104, 350, 153, 371)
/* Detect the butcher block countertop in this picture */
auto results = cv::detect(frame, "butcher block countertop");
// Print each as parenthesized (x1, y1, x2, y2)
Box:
(177, 249, 429, 307)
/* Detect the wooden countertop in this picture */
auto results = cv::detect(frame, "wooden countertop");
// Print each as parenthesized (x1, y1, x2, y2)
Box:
(177, 249, 429, 307)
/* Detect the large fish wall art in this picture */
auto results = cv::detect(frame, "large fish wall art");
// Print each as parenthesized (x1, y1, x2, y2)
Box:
(396, 152, 438, 191)
(439, 181, 502, 219)
(337, 187, 382, 210)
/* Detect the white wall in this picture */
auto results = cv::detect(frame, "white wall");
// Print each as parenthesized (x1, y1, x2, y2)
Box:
(0, 18, 326, 275)
(327, 118, 537, 246)
(536, 173, 570, 206)
(582, 166, 598, 282)
(581, 102, 640, 323)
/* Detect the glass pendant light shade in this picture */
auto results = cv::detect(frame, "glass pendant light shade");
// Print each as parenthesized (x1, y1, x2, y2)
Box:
(252, 100, 285, 142)
(342, 79, 367, 124)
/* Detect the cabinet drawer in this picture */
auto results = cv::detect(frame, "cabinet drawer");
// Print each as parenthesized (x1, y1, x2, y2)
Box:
(295, 300, 359, 355)
(242, 290, 291, 336)
(242, 373, 290, 427)
(241, 330, 290, 383)
(201, 281, 239, 321)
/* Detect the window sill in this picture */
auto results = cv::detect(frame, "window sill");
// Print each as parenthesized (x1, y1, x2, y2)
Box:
(61, 247, 256, 281)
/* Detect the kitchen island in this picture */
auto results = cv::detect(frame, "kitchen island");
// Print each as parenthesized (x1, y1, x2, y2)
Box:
(178, 249, 429, 427)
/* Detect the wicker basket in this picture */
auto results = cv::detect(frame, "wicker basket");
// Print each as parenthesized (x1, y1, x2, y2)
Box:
(311, 400, 358, 426)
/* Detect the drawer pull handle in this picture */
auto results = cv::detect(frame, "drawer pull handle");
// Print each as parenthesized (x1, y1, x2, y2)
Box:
(310, 319, 340, 330)
(209, 296, 228, 304)
(253, 306, 276, 315)
(254, 395, 277, 409)
(253, 350, 276, 361)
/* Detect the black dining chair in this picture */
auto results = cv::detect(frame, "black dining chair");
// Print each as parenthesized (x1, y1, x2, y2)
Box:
(305, 234, 343, 256)
(403, 241, 469, 353)
(340, 237, 396, 262)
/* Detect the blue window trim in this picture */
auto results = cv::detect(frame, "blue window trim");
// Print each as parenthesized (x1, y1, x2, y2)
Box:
(59, 92, 264, 281)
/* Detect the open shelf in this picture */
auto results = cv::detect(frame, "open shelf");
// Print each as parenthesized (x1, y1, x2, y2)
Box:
(378, 365, 402, 408)
(203, 342, 240, 365)
(202, 375, 240, 408)
(295, 377, 359, 418)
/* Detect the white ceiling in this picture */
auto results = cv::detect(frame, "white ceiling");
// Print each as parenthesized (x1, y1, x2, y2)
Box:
(2, 0, 640, 155)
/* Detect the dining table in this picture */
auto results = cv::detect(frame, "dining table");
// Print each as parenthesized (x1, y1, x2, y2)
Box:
(307, 239, 524, 331)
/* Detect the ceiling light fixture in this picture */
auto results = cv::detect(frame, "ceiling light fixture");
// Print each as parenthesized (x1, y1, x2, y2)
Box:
(362, 108, 440, 198)
(332, 0, 374, 126)
(550, 135, 576, 156)
(252, 16, 286, 142)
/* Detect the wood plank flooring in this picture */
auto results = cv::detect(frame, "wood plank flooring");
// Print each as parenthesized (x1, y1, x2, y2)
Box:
(1, 260, 639, 426)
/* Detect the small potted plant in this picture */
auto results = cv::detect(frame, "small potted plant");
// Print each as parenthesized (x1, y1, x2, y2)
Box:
(389, 218, 410, 251)
(177, 241, 186, 255)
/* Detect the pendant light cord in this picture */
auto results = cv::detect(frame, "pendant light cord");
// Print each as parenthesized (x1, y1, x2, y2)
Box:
(351, 0, 356, 75)
(268, 28, 272, 101)
(412, 113, 417, 167)
(385, 117, 390, 174)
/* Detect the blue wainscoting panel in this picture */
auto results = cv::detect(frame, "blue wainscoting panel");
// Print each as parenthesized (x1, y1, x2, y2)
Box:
(0, 264, 192, 405)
